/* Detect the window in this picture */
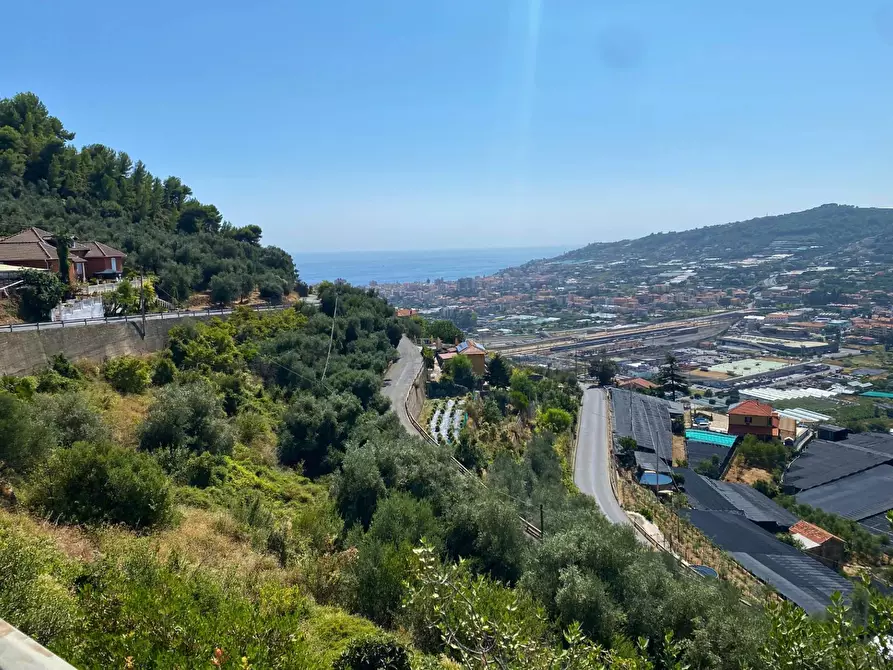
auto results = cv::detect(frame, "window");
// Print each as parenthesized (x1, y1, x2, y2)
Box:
(744, 416, 752, 425)
(111, 257, 117, 272)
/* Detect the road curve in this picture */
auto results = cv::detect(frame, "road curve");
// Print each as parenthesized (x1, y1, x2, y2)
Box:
(574, 387, 631, 526)
(381, 336, 423, 433)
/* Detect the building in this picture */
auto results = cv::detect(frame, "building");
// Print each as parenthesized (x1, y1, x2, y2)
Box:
(617, 377, 657, 392)
(728, 399, 778, 439)
(437, 339, 487, 375)
(789, 520, 846, 568)
(0, 227, 125, 283)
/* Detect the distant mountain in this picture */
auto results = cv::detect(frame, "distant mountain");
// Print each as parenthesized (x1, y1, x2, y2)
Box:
(558, 204, 893, 263)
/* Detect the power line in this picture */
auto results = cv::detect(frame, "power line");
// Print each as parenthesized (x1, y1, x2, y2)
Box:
(321, 289, 338, 384)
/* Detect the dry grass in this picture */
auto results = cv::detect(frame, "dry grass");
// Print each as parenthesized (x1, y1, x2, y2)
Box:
(85, 381, 153, 447)
(0, 297, 22, 325)
(618, 473, 768, 602)
(724, 454, 773, 486)
(152, 507, 281, 575)
(0, 507, 99, 562)
(672, 434, 687, 466)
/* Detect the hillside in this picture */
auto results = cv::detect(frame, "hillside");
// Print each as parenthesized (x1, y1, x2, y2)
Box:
(560, 204, 893, 263)
(0, 93, 297, 303)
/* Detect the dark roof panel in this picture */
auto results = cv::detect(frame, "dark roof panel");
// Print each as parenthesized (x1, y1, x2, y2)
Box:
(675, 468, 735, 511)
(685, 510, 853, 615)
(686, 440, 730, 469)
(784, 438, 892, 491)
(795, 464, 893, 521)
(611, 389, 674, 463)
(859, 513, 893, 539)
(715, 481, 798, 528)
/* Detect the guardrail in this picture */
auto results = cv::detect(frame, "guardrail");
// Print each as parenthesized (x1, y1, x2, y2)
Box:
(0, 303, 289, 333)
(401, 358, 543, 541)
(0, 618, 75, 669)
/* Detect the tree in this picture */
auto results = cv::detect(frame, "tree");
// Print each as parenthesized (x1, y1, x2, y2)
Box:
(102, 355, 151, 394)
(139, 381, 234, 455)
(35, 392, 104, 448)
(657, 353, 686, 400)
(232, 224, 262, 246)
(426, 319, 463, 344)
(102, 279, 156, 317)
(588, 351, 618, 386)
(209, 273, 240, 305)
(53, 231, 73, 286)
(538, 407, 572, 434)
(444, 355, 476, 390)
(18, 269, 64, 322)
(0, 391, 57, 473)
(28, 441, 173, 529)
(421, 346, 435, 369)
(487, 353, 512, 388)
(257, 273, 285, 303)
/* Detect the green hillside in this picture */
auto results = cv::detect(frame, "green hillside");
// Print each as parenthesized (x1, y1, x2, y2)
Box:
(562, 204, 893, 263)
(0, 92, 298, 303)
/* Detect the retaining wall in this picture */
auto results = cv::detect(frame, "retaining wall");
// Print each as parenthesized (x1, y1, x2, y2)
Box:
(0, 315, 217, 376)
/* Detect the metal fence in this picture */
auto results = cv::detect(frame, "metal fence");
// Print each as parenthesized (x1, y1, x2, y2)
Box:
(1, 304, 290, 333)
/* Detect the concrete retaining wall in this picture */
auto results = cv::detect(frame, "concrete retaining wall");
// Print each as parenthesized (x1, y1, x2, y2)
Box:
(405, 364, 427, 421)
(0, 316, 216, 376)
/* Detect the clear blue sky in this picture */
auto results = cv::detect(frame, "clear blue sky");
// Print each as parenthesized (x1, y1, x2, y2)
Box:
(4, 1, 893, 251)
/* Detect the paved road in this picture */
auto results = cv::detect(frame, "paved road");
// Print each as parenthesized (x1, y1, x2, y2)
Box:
(381, 336, 423, 433)
(574, 387, 631, 526)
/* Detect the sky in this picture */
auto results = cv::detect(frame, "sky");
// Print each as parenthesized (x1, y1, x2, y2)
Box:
(4, 1, 893, 252)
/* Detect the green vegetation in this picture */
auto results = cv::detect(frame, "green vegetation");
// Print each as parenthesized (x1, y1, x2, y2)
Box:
(737, 435, 790, 473)
(0, 93, 300, 305)
(773, 495, 888, 564)
(17, 269, 64, 321)
(2, 285, 892, 667)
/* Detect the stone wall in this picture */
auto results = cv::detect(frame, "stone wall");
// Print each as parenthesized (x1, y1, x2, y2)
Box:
(405, 363, 427, 421)
(0, 316, 215, 376)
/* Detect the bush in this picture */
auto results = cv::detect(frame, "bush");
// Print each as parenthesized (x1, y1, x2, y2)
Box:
(151, 356, 177, 386)
(103, 355, 151, 394)
(35, 391, 105, 448)
(538, 407, 572, 434)
(139, 381, 235, 455)
(28, 441, 173, 529)
(209, 272, 241, 305)
(0, 391, 57, 473)
(333, 636, 411, 670)
(258, 273, 287, 304)
(18, 269, 64, 322)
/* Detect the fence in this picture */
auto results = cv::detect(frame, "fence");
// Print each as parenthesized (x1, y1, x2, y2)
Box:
(1, 303, 289, 333)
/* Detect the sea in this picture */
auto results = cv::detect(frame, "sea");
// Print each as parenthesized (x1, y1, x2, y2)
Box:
(293, 246, 570, 286)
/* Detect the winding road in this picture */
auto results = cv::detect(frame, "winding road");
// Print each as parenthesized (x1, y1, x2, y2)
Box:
(380, 336, 423, 433)
(574, 387, 632, 526)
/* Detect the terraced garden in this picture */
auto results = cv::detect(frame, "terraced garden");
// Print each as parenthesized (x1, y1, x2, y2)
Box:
(427, 397, 466, 443)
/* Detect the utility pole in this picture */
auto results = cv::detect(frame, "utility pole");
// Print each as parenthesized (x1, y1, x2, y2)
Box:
(139, 268, 146, 339)
(540, 503, 544, 538)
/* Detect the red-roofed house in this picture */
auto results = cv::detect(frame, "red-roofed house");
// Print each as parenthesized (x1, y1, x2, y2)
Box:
(790, 520, 845, 567)
(0, 227, 125, 283)
(728, 399, 779, 439)
(437, 339, 487, 375)
(617, 377, 657, 391)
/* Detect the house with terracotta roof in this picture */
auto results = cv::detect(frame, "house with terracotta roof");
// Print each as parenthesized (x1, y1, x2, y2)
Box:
(0, 227, 125, 283)
(617, 377, 657, 392)
(790, 520, 845, 568)
(728, 399, 779, 439)
(436, 339, 487, 375)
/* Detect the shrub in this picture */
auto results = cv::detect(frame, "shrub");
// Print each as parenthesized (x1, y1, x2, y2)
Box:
(209, 272, 241, 305)
(139, 381, 235, 455)
(35, 391, 105, 448)
(151, 356, 177, 386)
(50, 353, 81, 380)
(18, 269, 64, 322)
(103, 355, 151, 394)
(0, 391, 57, 473)
(258, 273, 287, 304)
(538, 407, 572, 434)
(28, 441, 173, 529)
(333, 636, 411, 670)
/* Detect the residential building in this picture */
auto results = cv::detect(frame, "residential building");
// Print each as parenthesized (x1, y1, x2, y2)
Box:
(728, 399, 778, 439)
(0, 227, 125, 283)
(789, 520, 846, 568)
(437, 339, 487, 375)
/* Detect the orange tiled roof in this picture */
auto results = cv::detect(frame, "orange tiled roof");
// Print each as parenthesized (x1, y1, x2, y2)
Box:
(729, 399, 774, 417)
(790, 520, 841, 545)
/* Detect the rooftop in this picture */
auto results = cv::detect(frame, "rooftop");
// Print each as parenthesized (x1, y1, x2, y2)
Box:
(729, 399, 775, 417)
(790, 520, 841, 546)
